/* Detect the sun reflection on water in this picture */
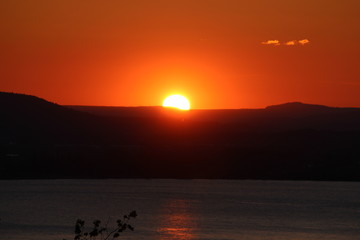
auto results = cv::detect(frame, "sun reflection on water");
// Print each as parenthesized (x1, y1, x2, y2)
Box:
(158, 199, 197, 240)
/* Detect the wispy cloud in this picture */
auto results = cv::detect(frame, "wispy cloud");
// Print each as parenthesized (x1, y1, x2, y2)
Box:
(298, 39, 310, 45)
(262, 39, 310, 46)
(285, 40, 296, 46)
(261, 40, 280, 45)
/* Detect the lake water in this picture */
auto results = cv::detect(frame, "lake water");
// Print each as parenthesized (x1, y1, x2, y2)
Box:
(0, 179, 359, 240)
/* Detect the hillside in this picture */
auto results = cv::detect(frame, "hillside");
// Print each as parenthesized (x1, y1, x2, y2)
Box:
(1, 92, 104, 144)
(68, 102, 360, 131)
(1, 92, 360, 180)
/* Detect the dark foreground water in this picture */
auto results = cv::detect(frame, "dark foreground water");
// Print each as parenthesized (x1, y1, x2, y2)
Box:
(0, 179, 359, 240)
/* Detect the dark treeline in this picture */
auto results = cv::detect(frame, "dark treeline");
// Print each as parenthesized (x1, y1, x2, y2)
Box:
(1, 92, 360, 180)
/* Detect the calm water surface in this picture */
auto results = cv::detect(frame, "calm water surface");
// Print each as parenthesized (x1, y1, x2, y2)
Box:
(0, 179, 359, 240)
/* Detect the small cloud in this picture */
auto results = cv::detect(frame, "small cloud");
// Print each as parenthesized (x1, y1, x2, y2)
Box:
(262, 39, 310, 46)
(285, 40, 296, 46)
(261, 40, 280, 46)
(298, 39, 310, 45)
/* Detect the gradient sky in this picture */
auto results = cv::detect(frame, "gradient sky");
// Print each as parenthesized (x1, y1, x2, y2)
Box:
(1, 0, 359, 109)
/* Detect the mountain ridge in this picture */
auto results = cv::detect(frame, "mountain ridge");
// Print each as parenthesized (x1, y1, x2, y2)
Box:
(3, 91, 358, 113)
(1, 91, 360, 180)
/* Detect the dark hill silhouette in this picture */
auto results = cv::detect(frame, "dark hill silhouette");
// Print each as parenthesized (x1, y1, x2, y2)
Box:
(0, 92, 107, 144)
(68, 102, 360, 131)
(0, 92, 148, 145)
(1, 92, 360, 180)
(266, 102, 332, 111)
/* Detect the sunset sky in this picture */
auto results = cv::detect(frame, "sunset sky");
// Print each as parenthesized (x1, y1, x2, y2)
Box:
(1, 0, 359, 109)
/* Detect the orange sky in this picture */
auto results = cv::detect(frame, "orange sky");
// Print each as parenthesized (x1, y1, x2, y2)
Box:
(1, 0, 359, 109)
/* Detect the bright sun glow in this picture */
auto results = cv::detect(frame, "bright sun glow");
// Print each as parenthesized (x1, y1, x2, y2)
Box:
(162, 95, 190, 110)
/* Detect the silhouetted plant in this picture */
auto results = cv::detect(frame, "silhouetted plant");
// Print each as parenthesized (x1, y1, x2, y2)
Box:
(65, 210, 137, 240)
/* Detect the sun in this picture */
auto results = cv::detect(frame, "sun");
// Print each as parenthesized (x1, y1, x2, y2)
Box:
(162, 95, 191, 110)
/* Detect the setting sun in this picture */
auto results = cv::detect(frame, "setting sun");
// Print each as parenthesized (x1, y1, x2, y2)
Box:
(162, 95, 190, 110)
